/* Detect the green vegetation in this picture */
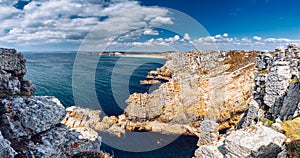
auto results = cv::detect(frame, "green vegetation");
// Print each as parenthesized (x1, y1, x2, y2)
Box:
(290, 76, 298, 84)
(258, 70, 270, 74)
(286, 139, 300, 158)
(262, 119, 274, 126)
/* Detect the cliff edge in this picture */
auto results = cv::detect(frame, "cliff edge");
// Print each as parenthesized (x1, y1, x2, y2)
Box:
(0, 48, 107, 158)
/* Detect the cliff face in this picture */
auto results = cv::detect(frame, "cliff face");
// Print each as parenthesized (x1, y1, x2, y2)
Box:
(194, 45, 300, 158)
(125, 50, 258, 131)
(0, 48, 35, 97)
(0, 48, 104, 158)
(239, 44, 300, 129)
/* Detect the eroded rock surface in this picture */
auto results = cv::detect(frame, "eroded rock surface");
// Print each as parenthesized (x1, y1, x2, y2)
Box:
(0, 48, 35, 97)
(125, 50, 258, 132)
(0, 131, 17, 158)
(0, 48, 105, 157)
(194, 124, 286, 158)
(240, 44, 300, 128)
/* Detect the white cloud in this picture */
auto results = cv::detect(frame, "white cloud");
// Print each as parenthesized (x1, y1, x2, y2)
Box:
(253, 36, 262, 41)
(0, 0, 174, 50)
(183, 33, 191, 41)
(143, 28, 159, 35)
(106, 32, 300, 51)
(149, 16, 173, 26)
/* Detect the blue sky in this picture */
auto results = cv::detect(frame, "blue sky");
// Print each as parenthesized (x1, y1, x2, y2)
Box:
(141, 0, 300, 39)
(0, 0, 300, 51)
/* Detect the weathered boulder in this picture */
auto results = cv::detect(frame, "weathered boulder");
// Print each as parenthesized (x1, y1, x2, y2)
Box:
(194, 137, 225, 158)
(224, 124, 286, 158)
(194, 124, 287, 158)
(0, 131, 17, 158)
(0, 96, 66, 138)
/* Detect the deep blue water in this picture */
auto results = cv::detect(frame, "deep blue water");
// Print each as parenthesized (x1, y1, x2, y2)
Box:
(23, 52, 198, 158)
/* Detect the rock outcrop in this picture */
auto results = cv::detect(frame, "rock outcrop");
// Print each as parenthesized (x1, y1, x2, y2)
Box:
(239, 44, 300, 129)
(0, 48, 35, 97)
(194, 45, 300, 158)
(0, 48, 106, 158)
(195, 124, 287, 158)
(125, 50, 258, 133)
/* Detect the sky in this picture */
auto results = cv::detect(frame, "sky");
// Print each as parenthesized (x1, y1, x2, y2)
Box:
(0, 0, 300, 51)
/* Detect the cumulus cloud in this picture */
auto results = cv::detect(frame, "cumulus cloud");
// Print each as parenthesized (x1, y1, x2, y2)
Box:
(0, 0, 174, 50)
(106, 33, 300, 51)
(253, 36, 262, 41)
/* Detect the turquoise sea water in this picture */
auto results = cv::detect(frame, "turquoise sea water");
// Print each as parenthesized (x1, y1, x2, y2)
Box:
(23, 52, 198, 158)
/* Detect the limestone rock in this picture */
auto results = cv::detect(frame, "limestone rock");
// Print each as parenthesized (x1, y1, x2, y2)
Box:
(243, 44, 300, 126)
(125, 50, 258, 132)
(0, 96, 66, 138)
(197, 120, 219, 146)
(0, 131, 17, 158)
(62, 106, 101, 129)
(237, 99, 259, 129)
(194, 137, 225, 158)
(264, 62, 291, 108)
(19, 124, 101, 157)
(279, 82, 300, 120)
(224, 124, 286, 158)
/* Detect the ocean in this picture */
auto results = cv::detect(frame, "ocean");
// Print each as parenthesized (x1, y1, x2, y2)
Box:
(23, 52, 198, 158)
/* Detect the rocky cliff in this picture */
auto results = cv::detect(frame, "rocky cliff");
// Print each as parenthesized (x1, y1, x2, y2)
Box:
(63, 50, 260, 137)
(124, 50, 259, 132)
(194, 44, 300, 158)
(61, 45, 300, 157)
(0, 48, 106, 158)
(0, 48, 35, 97)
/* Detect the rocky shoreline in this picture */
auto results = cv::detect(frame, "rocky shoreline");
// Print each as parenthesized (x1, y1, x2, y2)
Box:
(63, 45, 300, 157)
(0, 45, 299, 157)
(0, 49, 109, 158)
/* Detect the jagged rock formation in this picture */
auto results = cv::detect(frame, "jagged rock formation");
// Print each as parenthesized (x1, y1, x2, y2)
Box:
(0, 48, 35, 97)
(63, 50, 259, 137)
(239, 44, 300, 129)
(194, 45, 300, 158)
(125, 50, 259, 132)
(194, 123, 287, 158)
(0, 48, 105, 158)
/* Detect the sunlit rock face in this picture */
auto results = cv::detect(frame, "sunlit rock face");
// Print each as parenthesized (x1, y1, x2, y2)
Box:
(240, 44, 300, 128)
(125, 50, 259, 131)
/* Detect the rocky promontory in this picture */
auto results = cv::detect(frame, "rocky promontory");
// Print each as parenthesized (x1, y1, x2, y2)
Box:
(62, 45, 300, 157)
(0, 48, 107, 158)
